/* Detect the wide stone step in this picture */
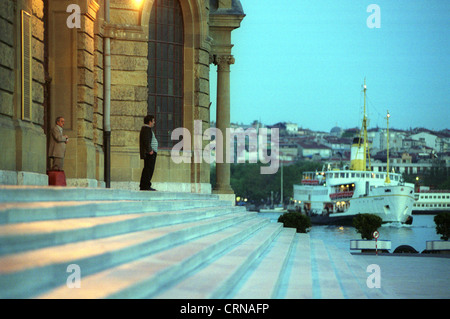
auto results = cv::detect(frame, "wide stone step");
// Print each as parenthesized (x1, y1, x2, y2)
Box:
(0, 186, 219, 203)
(229, 228, 296, 299)
(322, 245, 369, 299)
(280, 233, 313, 298)
(0, 199, 235, 224)
(310, 239, 344, 299)
(152, 222, 283, 299)
(0, 205, 245, 255)
(0, 210, 256, 298)
(35, 217, 270, 299)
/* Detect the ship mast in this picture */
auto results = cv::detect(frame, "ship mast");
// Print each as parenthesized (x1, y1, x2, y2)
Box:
(358, 79, 371, 171)
(385, 110, 391, 183)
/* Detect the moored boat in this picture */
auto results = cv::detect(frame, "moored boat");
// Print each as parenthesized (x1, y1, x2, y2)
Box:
(292, 80, 415, 225)
(412, 188, 450, 214)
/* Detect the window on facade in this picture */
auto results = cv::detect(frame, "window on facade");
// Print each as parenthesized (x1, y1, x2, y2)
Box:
(148, 0, 183, 148)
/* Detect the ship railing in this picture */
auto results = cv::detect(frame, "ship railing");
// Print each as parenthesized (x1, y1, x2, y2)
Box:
(418, 190, 449, 193)
(329, 191, 354, 200)
(301, 179, 319, 185)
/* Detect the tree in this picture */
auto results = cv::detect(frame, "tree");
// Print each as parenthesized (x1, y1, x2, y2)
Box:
(434, 212, 450, 241)
(353, 213, 382, 240)
(278, 212, 311, 233)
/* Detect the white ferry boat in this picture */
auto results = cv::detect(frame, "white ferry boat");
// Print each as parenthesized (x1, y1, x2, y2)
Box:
(413, 187, 450, 214)
(293, 168, 415, 225)
(292, 81, 415, 225)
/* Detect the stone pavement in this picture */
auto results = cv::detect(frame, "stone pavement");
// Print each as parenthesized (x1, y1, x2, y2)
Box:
(355, 254, 450, 299)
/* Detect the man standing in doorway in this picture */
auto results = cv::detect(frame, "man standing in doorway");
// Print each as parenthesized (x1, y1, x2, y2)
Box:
(49, 116, 69, 171)
(139, 115, 158, 191)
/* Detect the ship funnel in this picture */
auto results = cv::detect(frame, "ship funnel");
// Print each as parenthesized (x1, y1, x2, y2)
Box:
(350, 137, 365, 170)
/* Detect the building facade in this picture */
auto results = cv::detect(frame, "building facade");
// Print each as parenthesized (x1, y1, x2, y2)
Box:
(0, 0, 244, 196)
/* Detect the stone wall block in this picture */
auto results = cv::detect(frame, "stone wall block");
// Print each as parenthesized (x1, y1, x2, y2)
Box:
(111, 40, 147, 57)
(111, 70, 147, 86)
(111, 55, 148, 71)
(196, 77, 209, 94)
(32, 15, 44, 41)
(111, 130, 138, 147)
(77, 33, 95, 54)
(78, 68, 94, 88)
(80, 15, 95, 36)
(198, 92, 210, 109)
(111, 85, 134, 101)
(32, 58, 45, 84)
(0, 18, 14, 46)
(197, 49, 211, 66)
(110, 115, 135, 131)
(78, 50, 95, 72)
(0, 0, 14, 22)
(78, 86, 94, 106)
(32, 102, 44, 126)
(32, 0, 44, 19)
(110, 9, 139, 26)
(198, 63, 210, 80)
(111, 100, 147, 116)
(78, 103, 94, 123)
(32, 81, 44, 104)
(0, 91, 13, 117)
(134, 86, 148, 101)
(0, 66, 14, 92)
(32, 37, 44, 62)
(0, 42, 14, 69)
(77, 119, 94, 140)
(95, 51, 104, 69)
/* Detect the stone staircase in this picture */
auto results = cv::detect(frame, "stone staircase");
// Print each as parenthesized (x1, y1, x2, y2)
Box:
(0, 186, 397, 299)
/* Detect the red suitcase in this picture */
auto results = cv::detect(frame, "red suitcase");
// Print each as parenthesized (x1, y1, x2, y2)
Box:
(47, 170, 67, 186)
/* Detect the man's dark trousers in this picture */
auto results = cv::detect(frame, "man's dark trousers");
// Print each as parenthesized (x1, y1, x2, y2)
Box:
(140, 152, 157, 190)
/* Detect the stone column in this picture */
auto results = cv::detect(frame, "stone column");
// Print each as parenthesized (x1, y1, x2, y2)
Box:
(209, 0, 245, 200)
(213, 54, 235, 194)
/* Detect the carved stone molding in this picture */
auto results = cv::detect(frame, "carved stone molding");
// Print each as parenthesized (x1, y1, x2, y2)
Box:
(214, 55, 235, 71)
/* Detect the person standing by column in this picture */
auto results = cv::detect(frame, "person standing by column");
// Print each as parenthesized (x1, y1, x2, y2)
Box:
(49, 116, 68, 171)
(139, 115, 158, 191)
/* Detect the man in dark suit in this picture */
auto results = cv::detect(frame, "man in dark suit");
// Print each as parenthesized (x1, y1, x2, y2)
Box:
(139, 115, 158, 191)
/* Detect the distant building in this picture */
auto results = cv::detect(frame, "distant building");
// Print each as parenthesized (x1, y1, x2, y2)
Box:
(286, 123, 300, 135)
(323, 136, 351, 155)
(409, 131, 450, 153)
(279, 143, 300, 164)
(298, 142, 332, 159)
(330, 126, 343, 137)
(368, 127, 406, 152)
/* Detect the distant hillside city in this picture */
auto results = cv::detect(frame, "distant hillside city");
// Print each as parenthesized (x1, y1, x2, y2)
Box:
(211, 121, 450, 177)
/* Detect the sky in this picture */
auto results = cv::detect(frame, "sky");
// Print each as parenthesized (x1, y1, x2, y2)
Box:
(209, 0, 450, 132)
